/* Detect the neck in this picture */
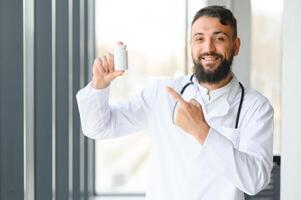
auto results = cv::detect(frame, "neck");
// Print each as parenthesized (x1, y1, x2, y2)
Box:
(199, 73, 233, 92)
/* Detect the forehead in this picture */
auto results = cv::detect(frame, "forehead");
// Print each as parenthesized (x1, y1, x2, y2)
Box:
(191, 16, 234, 37)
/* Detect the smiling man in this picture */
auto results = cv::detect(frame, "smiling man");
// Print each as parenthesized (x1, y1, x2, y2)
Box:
(191, 7, 240, 88)
(77, 5, 274, 200)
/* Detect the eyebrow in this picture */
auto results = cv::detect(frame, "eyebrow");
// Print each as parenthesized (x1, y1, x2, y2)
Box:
(193, 31, 230, 38)
(213, 31, 229, 37)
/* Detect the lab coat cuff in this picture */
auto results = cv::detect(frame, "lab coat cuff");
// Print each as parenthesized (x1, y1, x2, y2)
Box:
(201, 128, 234, 171)
(203, 128, 232, 147)
(88, 81, 110, 93)
(76, 82, 110, 109)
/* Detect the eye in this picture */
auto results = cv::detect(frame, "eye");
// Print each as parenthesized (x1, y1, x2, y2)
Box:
(215, 37, 225, 42)
(214, 34, 227, 42)
(195, 37, 204, 42)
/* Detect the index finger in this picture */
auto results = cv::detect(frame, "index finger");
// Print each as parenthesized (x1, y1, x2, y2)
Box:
(107, 53, 114, 73)
(166, 87, 187, 105)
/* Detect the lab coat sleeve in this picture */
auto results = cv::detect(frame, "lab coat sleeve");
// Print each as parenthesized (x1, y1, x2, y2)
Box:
(76, 82, 156, 139)
(201, 98, 274, 195)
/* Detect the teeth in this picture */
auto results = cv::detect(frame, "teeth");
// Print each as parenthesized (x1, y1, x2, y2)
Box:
(202, 56, 219, 61)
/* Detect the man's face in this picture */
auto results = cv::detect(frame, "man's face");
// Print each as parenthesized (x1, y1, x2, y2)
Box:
(190, 16, 240, 83)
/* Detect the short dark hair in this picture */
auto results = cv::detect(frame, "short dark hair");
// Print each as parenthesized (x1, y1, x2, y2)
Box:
(191, 5, 237, 37)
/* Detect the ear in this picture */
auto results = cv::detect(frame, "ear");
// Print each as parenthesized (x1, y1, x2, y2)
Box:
(233, 37, 241, 56)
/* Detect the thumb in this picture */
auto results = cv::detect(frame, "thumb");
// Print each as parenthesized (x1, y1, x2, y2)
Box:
(113, 70, 125, 76)
(166, 87, 187, 105)
(107, 70, 125, 80)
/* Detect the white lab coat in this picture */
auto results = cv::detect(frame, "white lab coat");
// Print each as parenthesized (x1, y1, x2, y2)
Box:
(76, 75, 274, 200)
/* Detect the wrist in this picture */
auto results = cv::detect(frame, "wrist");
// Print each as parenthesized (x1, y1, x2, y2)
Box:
(195, 122, 210, 144)
(91, 78, 110, 89)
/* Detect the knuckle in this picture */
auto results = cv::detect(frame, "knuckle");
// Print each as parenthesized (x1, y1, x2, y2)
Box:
(101, 57, 108, 67)
(105, 54, 110, 60)
(95, 57, 101, 65)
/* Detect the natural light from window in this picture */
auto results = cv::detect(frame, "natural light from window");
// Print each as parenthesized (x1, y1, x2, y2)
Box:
(94, 0, 206, 194)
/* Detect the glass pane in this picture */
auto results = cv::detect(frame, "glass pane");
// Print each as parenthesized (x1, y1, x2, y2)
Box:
(251, 0, 283, 155)
(94, 0, 186, 194)
(186, 1, 206, 74)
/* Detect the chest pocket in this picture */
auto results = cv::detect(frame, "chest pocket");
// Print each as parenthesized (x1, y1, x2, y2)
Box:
(215, 126, 240, 149)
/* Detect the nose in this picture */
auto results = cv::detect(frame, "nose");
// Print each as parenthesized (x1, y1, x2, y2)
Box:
(203, 39, 216, 53)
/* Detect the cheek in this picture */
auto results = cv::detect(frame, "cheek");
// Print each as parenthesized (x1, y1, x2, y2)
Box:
(216, 46, 231, 58)
(225, 48, 235, 59)
(191, 46, 201, 58)
(223, 43, 236, 57)
(223, 51, 230, 59)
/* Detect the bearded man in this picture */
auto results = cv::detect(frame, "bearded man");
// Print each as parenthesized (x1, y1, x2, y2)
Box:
(77, 5, 274, 200)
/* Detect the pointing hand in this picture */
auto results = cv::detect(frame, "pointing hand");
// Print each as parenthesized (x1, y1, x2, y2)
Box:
(166, 86, 210, 144)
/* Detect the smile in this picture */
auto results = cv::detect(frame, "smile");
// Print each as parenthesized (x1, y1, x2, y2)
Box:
(201, 55, 221, 61)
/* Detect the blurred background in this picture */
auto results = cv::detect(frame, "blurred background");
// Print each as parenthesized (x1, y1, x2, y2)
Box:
(0, 0, 300, 199)
(94, 0, 282, 195)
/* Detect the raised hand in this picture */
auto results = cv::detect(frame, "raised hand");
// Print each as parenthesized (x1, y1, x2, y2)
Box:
(91, 42, 125, 89)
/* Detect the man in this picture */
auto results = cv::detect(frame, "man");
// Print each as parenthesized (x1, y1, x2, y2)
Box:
(76, 5, 273, 200)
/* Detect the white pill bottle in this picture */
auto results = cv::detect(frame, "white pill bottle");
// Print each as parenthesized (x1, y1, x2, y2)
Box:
(114, 43, 128, 71)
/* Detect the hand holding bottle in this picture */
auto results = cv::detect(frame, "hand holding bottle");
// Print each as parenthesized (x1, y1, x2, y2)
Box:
(92, 41, 127, 89)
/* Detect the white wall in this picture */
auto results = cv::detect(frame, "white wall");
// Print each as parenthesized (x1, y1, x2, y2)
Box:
(281, 0, 301, 199)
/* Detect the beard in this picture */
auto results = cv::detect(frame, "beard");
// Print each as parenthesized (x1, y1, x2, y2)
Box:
(193, 51, 234, 84)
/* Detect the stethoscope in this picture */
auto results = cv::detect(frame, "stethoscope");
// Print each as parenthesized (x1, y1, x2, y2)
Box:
(172, 74, 245, 129)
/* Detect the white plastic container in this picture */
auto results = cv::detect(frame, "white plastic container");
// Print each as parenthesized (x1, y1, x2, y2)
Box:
(114, 44, 128, 71)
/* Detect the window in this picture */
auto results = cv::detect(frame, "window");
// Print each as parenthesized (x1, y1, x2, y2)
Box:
(94, 0, 206, 195)
(251, 0, 283, 155)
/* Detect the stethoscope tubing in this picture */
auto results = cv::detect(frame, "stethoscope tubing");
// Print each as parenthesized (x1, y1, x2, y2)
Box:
(172, 74, 244, 129)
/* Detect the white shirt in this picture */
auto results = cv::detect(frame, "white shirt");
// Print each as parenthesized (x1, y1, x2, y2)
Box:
(76, 75, 274, 200)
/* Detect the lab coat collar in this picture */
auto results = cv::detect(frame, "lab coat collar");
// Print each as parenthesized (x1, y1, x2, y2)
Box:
(181, 74, 241, 119)
(224, 75, 242, 105)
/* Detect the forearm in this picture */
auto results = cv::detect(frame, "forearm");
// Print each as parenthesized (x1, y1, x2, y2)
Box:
(201, 128, 273, 195)
(76, 82, 150, 139)
(76, 83, 112, 139)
